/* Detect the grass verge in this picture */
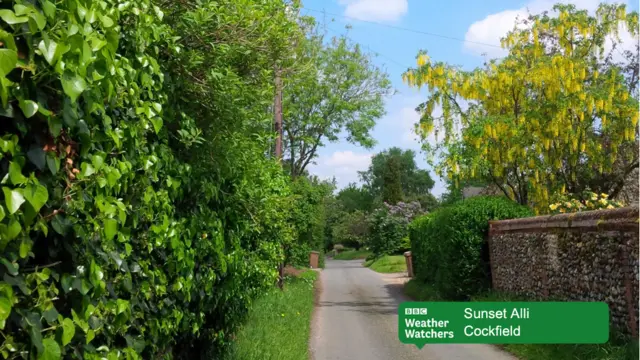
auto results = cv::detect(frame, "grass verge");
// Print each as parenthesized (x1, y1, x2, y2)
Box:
(404, 279, 639, 360)
(224, 270, 318, 360)
(333, 249, 372, 260)
(364, 255, 406, 273)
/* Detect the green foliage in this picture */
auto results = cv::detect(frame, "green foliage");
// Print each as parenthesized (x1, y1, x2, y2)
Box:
(283, 28, 392, 177)
(367, 201, 423, 256)
(409, 196, 533, 300)
(224, 270, 318, 360)
(330, 210, 369, 250)
(0, 0, 304, 358)
(335, 184, 374, 213)
(287, 176, 333, 265)
(363, 255, 406, 273)
(332, 249, 372, 260)
(360, 147, 435, 204)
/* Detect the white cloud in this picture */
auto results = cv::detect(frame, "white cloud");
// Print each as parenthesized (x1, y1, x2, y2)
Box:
(464, 0, 636, 59)
(309, 151, 373, 188)
(339, 0, 408, 22)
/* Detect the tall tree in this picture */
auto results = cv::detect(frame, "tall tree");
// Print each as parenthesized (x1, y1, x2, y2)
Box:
(404, 3, 639, 211)
(335, 183, 374, 212)
(359, 147, 436, 202)
(282, 28, 393, 177)
(382, 156, 404, 204)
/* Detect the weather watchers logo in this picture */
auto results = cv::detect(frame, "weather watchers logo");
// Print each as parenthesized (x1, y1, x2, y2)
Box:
(398, 302, 609, 348)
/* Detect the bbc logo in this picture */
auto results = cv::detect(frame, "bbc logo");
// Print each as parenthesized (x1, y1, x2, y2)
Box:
(405, 308, 428, 315)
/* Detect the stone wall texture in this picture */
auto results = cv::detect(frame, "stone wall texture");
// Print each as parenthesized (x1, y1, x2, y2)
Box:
(488, 207, 639, 337)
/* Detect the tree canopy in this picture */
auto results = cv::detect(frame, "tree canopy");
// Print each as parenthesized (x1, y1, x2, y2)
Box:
(283, 28, 393, 177)
(359, 147, 436, 205)
(404, 3, 639, 211)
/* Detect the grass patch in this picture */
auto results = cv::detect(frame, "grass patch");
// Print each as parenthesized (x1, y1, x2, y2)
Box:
(403, 280, 639, 360)
(224, 270, 318, 360)
(333, 249, 372, 260)
(364, 255, 406, 273)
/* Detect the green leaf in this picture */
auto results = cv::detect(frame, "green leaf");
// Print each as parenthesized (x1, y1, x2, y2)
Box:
(23, 183, 48, 213)
(100, 15, 113, 28)
(0, 10, 28, 24)
(61, 318, 75, 346)
(0, 49, 17, 76)
(19, 238, 32, 258)
(150, 118, 163, 134)
(61, 72, 87, 102)
(0, 258, 18, 275)
(42, 307, 59, 324)
(8, 162, 26, 185)
(18, 100, 38, 118)
(42, 1, 55, 19)
(0, 297, 11, 325)
(4, 219, 21, 241)
(29, 11, 46, 30)
(38, 338, 61, 360)
(104, 218, 117, 241)
(80, 163, 95, 177)
(0, 206, 4, 222)
(27, 147, 46, 170)
(46, 155, 59, 175)
(3, 187, 24, 214)
(38, 39, 58, 65)
(86, 329, 95, 344)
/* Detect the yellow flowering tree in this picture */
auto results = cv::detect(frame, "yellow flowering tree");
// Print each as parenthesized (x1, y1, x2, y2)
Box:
(403, 3, 639, 212)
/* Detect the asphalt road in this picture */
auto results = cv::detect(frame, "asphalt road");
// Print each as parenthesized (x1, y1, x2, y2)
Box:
(309, 259, 517, 360)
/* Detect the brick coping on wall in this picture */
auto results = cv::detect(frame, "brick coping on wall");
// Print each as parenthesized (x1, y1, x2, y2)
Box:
(489, 207, 639, 235)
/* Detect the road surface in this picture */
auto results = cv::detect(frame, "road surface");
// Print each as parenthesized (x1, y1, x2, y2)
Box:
(309, 259, 517, 360)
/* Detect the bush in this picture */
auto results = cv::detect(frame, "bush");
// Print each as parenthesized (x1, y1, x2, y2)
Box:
(409, 196, 533, 300)
(0, 0, 299, 359)
(367, 201, 423, 256)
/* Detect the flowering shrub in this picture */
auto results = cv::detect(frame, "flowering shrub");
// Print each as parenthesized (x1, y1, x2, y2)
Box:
(549, 191, 626, 214)
(367, 201, 424, 256)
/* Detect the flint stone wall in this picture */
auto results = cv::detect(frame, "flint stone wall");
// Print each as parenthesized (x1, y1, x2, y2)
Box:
(488, 207, 639, 337)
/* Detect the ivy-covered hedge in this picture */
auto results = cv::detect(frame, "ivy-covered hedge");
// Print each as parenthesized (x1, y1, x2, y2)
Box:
(409, 196, 533, 300)
(0, 0, 301, 359)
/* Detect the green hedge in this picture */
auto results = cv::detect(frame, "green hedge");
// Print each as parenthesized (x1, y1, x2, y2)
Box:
(0, 0, 300, 359)
(409, 196, 533, 300)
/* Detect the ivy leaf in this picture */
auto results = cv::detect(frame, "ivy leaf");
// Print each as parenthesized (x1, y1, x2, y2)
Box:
(38, 39, 58, 65)
(0, 49, 17, 76)
(42, 307, 59, 324)
(18, 100, 38, 118)
(8, 162, 26, 185)
(61, 72, 87, 102)
(80, 163, 95, 177)
(0, 297, 11, 327)
(27, 147, 46, 170)
(150, 118, 163, 134)
(2, 187, 24, 214)
(61, 318, 75, 346)
(38, 338, 61, 360)
(23, 183, 48, 213)
(104, 218, 117, 241)
(100, 15, 114, 28)
(19, 238, 32, 258)
(0, 258, 18, 276)
(0, 10, 28, 24)
(42, 1, 55, 19)
(4, 219, 21, 241)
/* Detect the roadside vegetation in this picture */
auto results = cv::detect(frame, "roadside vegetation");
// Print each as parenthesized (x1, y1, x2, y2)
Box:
(333, 249, 373, 260)
(225, 270, 318, 360)
(364, 255, 407, 273)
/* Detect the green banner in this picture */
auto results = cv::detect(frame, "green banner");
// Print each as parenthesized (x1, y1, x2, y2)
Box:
(399, 302, 609, 347)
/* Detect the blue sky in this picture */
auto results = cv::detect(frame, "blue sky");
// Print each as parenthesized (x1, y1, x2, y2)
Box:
(302, 0, 639, 197)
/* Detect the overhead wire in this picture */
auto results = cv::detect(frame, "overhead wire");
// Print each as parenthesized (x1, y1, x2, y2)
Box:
(301, 6, 503, 49)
